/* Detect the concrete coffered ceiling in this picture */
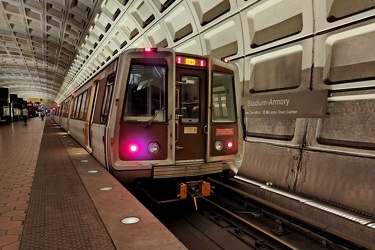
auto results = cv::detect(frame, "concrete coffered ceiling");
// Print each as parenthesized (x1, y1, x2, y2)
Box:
(0, 0, 102, 102)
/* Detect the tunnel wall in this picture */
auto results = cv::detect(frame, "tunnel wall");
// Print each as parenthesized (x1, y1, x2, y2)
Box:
(236, 0, 375, 216)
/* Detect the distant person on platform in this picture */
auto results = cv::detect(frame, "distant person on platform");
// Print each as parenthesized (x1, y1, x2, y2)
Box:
(41, 110, 45, 121)
(22, 107, 29, 125)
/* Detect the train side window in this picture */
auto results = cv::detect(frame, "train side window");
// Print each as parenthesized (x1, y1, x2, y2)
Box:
(123, 64, 167, 122)
(79, 91, 88, 120)
(63, 100, 70, 118)
(101, 75, 115, 124)
(212, 71, 236, 123)
(72, 97, 78, 119)
(75, 94, 83, 119)
(180, 75, 200, 123)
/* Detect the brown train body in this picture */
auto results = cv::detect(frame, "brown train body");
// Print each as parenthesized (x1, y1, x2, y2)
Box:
(52, 48, 243, 185)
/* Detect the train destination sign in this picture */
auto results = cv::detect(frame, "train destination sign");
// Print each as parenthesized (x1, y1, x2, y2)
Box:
(176, 56, 206, 67)
(242, 90, 328, 118)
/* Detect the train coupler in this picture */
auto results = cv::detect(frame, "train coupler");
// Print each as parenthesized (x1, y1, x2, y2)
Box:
(177, 181, 211, 209)
(177, 180, 211, 210)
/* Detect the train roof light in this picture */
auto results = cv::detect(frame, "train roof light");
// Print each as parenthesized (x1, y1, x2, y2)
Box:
(143, 47, 157, 53)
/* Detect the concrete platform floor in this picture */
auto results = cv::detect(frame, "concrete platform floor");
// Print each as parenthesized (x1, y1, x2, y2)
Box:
(0, 117, 186, 250)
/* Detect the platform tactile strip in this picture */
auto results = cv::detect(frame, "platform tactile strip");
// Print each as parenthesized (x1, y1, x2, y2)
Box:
(20, 121, 115, 250)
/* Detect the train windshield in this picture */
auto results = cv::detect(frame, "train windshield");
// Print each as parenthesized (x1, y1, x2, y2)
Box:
(123, 64, 167, 121)
(180, 75, 200, 123)
(212, 72, 236, 123)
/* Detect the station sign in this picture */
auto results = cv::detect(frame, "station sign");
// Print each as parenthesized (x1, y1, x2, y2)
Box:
(242, 90, 328, 118)
(29, 98, 44, 103)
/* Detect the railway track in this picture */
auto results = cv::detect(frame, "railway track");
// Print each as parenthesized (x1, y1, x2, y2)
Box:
(133, 177, 366, 250)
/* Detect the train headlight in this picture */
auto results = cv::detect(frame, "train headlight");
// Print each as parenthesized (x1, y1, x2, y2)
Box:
(214, 141, 223, 151)
(148, 142, 160, 154)
(226, 140, 234, 149)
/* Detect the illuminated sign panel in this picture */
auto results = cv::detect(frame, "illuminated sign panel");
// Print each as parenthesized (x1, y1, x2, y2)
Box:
(242, 90, 329, 118)
(176, 56, 206, 67)
(29, 98, 44, 102)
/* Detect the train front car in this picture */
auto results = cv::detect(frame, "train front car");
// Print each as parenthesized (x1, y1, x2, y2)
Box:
(108, 48, 242, 199)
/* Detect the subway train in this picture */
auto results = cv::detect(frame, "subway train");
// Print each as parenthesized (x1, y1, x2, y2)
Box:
(52, 48, 243, 193)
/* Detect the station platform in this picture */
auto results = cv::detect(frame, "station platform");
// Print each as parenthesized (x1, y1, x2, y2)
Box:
(0, 117, 186, 250)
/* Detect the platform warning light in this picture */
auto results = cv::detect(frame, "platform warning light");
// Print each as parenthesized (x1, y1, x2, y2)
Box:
(226, 140, 234, 149)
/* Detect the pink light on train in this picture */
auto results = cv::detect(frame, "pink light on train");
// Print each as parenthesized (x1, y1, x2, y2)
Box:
(199, 59, 206, 67)
(226, 140, 234, 149)
(143, 47, 157, 53)
(129, 144, 138, 153)
(176, 56, 182, 64)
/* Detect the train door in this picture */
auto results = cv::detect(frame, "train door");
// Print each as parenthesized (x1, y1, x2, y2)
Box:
(175, 68, 206, 161)
(206, 58, 240, 162)
(90, 77, 110, 167)
(85, 85, 97, 152)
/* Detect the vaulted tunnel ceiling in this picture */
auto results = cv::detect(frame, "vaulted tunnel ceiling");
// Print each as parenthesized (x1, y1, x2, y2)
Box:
(0, 0, 102, 102)
(2, 0, 313, 105)
(1, 0, 248, 104)
(2, 0, 247, 105)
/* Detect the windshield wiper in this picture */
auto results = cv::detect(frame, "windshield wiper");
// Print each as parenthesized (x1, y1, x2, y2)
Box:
(145, 106, 165, 128)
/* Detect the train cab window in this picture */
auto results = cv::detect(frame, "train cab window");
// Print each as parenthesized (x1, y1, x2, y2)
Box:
(212, 72, 236, 123)
(180, 75, 200, 123)
(123, 64, 166, 122)
(101, 76, 115, 124)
